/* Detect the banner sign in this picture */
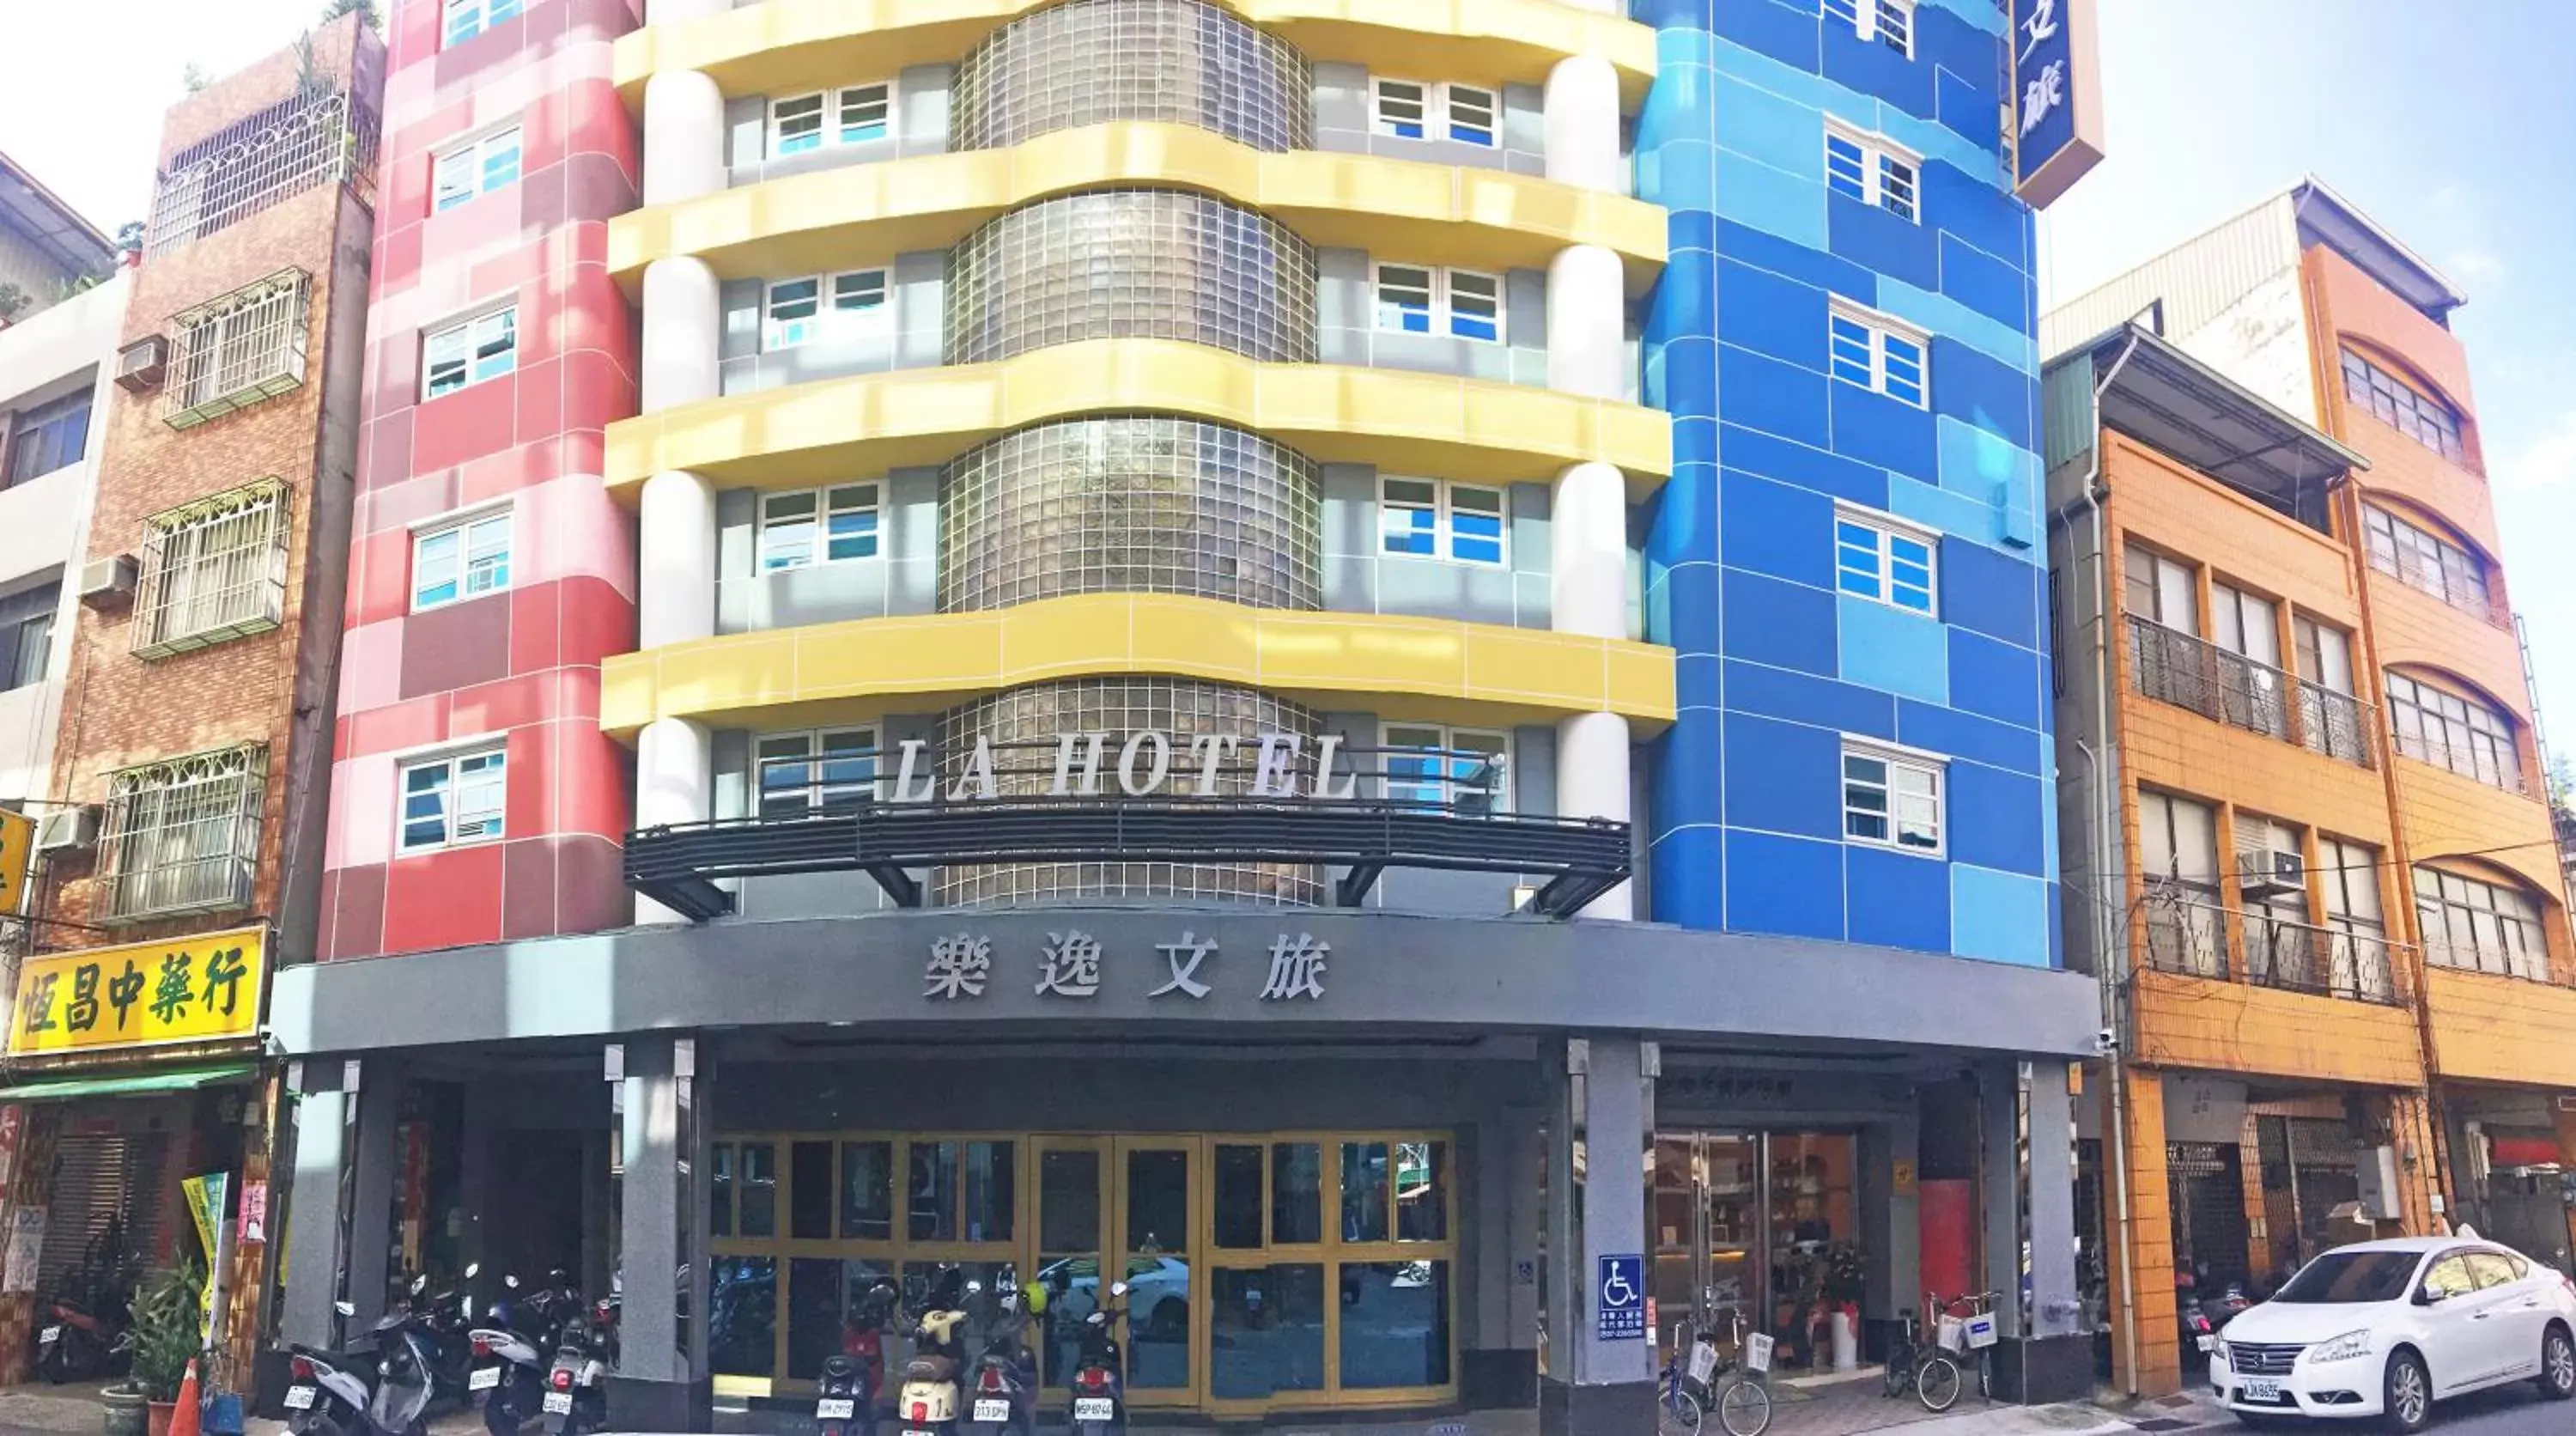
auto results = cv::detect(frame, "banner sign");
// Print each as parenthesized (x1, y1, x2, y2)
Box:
(8, 926, 267, 1056)
(2011, 0, 2105, 209)
(183, 1171, 228, 1339)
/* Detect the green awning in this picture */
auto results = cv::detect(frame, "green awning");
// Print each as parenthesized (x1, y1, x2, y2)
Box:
(0, 1062, 258, 1104)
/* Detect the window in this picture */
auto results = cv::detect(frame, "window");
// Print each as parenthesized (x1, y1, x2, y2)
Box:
(1377, 477, 1506, 566)
(431, 127, 522, 213)
(133, 479, 289, 658)
(2415, 867, 2545, 981)
(2294, 616, 2354, 695)
(1834, 508, 1936, 614)
(1842, 742, 1941, 854)
(2385, 671, 2520, 791)
(754, 728, 880, 818)
(1824, 0, 1914, 56)
(1373, 265, 1504, 344)
(837, 84, 891, 143)
(167, 271, 311, 428)
(757, 484, 882, 572)
(1443, 84, 1498, 145)
(441, 0, 522, 46)
(97, 745, 265, 921)
(398, 747, 507, 853)
(2341, 347, 2464, 462)
(1826, 301, 1928, 407)
(0, 582, 56, 692)
(411, 509, 512, 611)
(1823, 122, 1921, 222)
(1382, 723, 1509, 814)
(2122, 545, 2197, 630)
(422, 307, 517, 399)
(2208, 581, 2281, 666)
(762, 271, 889, 351)
(1371, 79, 1499, 148)
(4, 389, 93, 488)
(771, 83, 895, 156)
(2360, 505, 2493, 619)
(2138, 789, 2224, 977)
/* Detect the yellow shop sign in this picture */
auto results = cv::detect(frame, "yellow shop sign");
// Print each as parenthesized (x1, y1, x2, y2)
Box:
(8, 927, 267, 1056)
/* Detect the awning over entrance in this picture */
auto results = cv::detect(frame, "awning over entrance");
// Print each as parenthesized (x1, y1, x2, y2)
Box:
(0, 1061, 258, 1103)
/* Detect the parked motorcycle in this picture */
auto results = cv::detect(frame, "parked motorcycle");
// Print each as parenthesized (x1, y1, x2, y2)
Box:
(286, 1295, 438, 1436)
(896, 1269, 975, 1435)
(1067, 1282, 1131, 1436)
(470, 1272, 577, 1436)
(817, 1280, 901, 1436)
(34, 1289, 129, 1384)
(963, 1273, 1039, 1434)
(538, 1296, 615, 1436)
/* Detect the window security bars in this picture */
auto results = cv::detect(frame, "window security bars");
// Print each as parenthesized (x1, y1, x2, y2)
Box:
(98, 745, 267, 922)
(132, 479, 290, 659)
(2138, 883, 2404, 1007)
(2128, 613, 2375, 769)
(2295, 678, 2378, 768)
(145, 86, 380, 256)
(167, 272, 312, 430)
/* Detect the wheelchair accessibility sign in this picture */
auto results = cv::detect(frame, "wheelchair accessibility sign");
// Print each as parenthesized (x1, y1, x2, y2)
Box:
(1595, 1253, 1645, 1341)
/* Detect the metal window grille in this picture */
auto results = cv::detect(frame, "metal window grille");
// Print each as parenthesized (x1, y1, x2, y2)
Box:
(166, 271, 311, 429)
(145, 85, 380, 255)
(2293, 679, 2377, 769)
(2244, 916, 2403, 1005)
(2127, 614, 2293, 743)
(2139, 883, 2227, 979)
(98, 745, 266, 922)
(132, 478, 290, 659)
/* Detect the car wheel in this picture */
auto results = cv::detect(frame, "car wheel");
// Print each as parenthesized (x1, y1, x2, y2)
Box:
(2379, 1348, 2430, 1434)
(2542, 1323, 2576, 1401)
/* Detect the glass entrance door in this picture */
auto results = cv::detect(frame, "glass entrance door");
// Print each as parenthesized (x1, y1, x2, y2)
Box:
(1652, 1134, 1762, 1357)
(1115, 1139, 1198, 1407)
(1033, 1137, 1108, 1389)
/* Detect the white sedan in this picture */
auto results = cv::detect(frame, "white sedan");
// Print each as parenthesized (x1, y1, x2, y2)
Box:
(2208, 1236, 2576, 1430)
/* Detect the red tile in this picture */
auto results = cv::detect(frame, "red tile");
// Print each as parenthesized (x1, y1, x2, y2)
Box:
(511, 581, 561, 674)
(346, 694, 451, 759)
(378, 222, 425, 303)
(504, 723, 556, 839)
(515, 356, 563, 447)
(554, 728, 630, 840)
(566, 81, 635, 168)
(414, 374, 519, 472)
(324, 863, 389, 961)
(347, 526, 416, 630)
(381, 844, 507, 954)
(501, 837, 560, 940)
(556, 575, 636, 666)
(519, 93, 566, 178)
(451, 671, 554, 735)
(556, 270, 630, 363)
(560, 349, 633, 434)
(361, 406, 417, 493)
(559, 429, 606, 478)
(556, 834, 635, 933)
(471, 250, 547, 325)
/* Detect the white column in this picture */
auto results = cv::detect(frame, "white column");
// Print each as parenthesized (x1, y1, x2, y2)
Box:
(1546, 244, 1626, 400)
(1543, 54, 1623, 192)
(1557, 712, 1633, 920)
(635, 716, 714, 925)
(639, 469, 716, 648)
(1546, 236, 1633, 916)
(640, 256, 720, 412)
(641, 70, 726, 207)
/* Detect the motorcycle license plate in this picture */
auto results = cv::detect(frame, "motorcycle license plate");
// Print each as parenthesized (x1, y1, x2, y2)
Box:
(283, 1387, 318, 1411)
(1074, 1397, 1115, 1421)
(973, 1400, 1012, 1421)
(2196, 1334, 2216, 1353)
(2239, 1378, 2282, 1403)
(470, 1366, 502, 1391)
(816, 1400, 855, 1420)
(542, 1391, 574, 1415)
(38, 1325, 59, 1344)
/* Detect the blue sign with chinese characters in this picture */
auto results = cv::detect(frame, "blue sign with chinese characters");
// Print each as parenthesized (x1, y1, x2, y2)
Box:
(1596, 1253, 1645, 1341)
(2011, 0, 2105, 208)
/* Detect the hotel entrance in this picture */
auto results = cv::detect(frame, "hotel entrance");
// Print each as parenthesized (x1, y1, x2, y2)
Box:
(1650, 1132, 1864, 1372)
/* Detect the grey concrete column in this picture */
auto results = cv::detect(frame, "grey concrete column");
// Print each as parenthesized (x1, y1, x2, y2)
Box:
(610, 1037, 706, 1428)
(1859, 1117, 1922, 1330)
(1981, 1065, 2020, 1336)
(1541, 1037, 1655, 1435)
(457, 1082, 501, 1282)
(277, 1084, 347, 1350)
(344, 1061, 405, 1329)
(1983, 1060, 2088, 1402)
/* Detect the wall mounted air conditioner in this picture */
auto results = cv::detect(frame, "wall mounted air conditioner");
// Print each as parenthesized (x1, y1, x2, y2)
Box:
(34, 805, 100, 853)
(115, 335, 167, 393)
(77, 554, 137, 609)
(2237, 848, 2304, 897)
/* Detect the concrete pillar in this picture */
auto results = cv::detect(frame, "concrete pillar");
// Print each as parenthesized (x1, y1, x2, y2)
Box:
(1978, 1061, 2086, 1400)
(2106, 1068, 2182, 1397)
(1541, 55, 1622, 192)
(1546, 246, 1625, 401)
(1541, 1038, 1655, 1435)
(1556, 712, 1633, 920)
(639, 258, 720, 413)
(637, 470, 715, 648)
(345, 1061, 405, 1330)
(611, 1037, 707, 1428)
(278, 1084, 347, 1350)
(1546, 241, 1634, 920)
(641, 70, 725, 208)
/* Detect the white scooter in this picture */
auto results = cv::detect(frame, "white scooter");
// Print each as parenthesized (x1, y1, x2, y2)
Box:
(287, 1296, 435, 1436)
(467, 1274, 556, 1436)
(896, 1275, 978, 1435)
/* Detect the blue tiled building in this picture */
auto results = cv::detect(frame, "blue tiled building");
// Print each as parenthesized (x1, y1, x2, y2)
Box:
(1639, 0, 2057, 968)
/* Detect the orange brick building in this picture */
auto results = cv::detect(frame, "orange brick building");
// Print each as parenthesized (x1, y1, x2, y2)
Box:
(2043, 180, 2573, 1396)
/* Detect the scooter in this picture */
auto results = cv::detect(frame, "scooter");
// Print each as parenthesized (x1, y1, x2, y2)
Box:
(470, 1273, 570, 1436)
(963, 1275, 1039, 1434)
(1068, 1282, 1131, 1436)
(896, 1271, 976, 1436)
(538, 1297, 614, 1436)
(817, 1281, 900, 1436)
(286, 1297, 436, 1436)
(34, 1290, 127, 1384)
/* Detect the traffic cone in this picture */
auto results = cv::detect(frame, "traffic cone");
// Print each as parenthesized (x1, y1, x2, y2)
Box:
(167, 1360, 202, 1436)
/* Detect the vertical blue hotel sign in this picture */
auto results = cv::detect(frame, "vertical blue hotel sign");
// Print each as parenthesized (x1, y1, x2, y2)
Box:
(2011, 0, 2106, 208)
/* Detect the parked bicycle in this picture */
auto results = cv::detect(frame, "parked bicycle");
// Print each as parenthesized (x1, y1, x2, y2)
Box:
(1943, 1290, 2002, 1401)
(1657, 1309, 1773, 1436)
(1880, 1289, 2002, 1412)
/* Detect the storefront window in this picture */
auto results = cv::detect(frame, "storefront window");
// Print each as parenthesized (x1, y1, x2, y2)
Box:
(1340, 1141, 1389, 1242)
(1395, 1142, 1447, 1241)
(711, 1144, 734, 1238)
(1273, 1142, 1322, 1244)
(1339, 1261, 1451, 1388)
(841, 1141, 893, 1239)
(791, 1141, 832, 1238)
(1212, 1264, 1326, 1398)
(910, 1141, 957, 1240)
(963, 1140, 1015, 1242)
(1214, 1145, 1264, 1249)
(739, 1142, 778, 1237)
(708, 1255, 776, 1376)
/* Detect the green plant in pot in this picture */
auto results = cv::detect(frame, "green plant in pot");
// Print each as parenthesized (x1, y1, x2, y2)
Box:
(109, 1256, 204, 1436)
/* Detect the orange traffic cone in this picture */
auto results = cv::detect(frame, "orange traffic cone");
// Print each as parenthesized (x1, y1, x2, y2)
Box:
(167, 1359, 203, 1436)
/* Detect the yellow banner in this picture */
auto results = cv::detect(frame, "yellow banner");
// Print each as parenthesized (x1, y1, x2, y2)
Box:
(7, 927, 267, 1056)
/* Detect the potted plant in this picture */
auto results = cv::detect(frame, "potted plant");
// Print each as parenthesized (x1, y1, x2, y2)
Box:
(109, 1257, 204, 1436)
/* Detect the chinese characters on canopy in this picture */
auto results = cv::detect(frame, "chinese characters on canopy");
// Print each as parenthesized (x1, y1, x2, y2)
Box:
(924, 929, 1327, 1002)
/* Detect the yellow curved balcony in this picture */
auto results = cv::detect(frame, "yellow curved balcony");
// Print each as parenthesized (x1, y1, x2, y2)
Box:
(608, 121, 1667, 293)
(605, 338, 1674, 498)
(601, 593, 1676, 739)
(614, 0, 1659, 110)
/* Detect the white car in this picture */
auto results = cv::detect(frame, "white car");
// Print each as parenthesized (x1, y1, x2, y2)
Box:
(2208, 1236, 2576, 1430)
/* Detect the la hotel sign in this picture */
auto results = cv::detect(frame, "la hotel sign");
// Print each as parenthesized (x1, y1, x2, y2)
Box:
(883, 730, 1386, 804)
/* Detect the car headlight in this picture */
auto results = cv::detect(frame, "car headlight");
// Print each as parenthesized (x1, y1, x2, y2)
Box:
(2310, 1330, 2373, 1363)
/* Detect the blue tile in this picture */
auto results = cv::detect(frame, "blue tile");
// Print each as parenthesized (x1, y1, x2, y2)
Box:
(1830, 382, 1939, 479)
(1650, 824, 1725, 930)
(1875, 275, 2034, 376)
(1898, 698, 2042, 774)
(1723, 567, 1839, 676)
(1722, 470, 1835, 587)
(1933, 65, 1998, 150)
(1719, 423, 1888, 508)
(1717, 258, 1832, 370)
(2046, 880, 2064, 967)
(1713, 0, 1821, 73)
(1847, 845, 1951, 953)
(1829, 193, 1941, 292)
(1938, 537, 2039, 647)
(1645, 137, 1721, 213)
(1820, 27, 1935, 120)
(1716, 76, 1825, 180)
(1948, 627, 2040, 727)
(1648, 465, 1719, 567)
(1935, 412, 2035, 508)
(1719, 344, 1832, 447)
(1669, 332, 1721, 418)
(1721, 711, 1844, 841)
(1947, 762, 2044, 875)
(1671, 208, 1717, 256)
(1888, 474, 1998, 550)
(1722, 658, 1898, 739)
(1664, 558, 1723, 654)
(1655, 712, 1723, 831)
(1932, 338, 2037, 448)
(1940, 231, 2026, 332)
(1723, 830, 1846, 940)
(1922, 161, 2026, 267)
(1676, 415, 1720, 470)
(1917, 5, 2003, 94)
(1715, 151, 1827, 250)
(1715, 219, 1878, 303)
(1679, 651, 1723, 713)
(1952, 865, 2050, 966)
(1880, 105, 2007, 190)
(1920, 0, 2006, 39)
(1838, 595, 1949, 703)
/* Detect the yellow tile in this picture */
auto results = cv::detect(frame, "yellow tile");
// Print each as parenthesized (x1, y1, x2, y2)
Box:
(1127, 597, 1262, 684)
(796, 612, 1003, 696)
(1000, 599, 1140, 684)
(1466, 629, 1602, 709)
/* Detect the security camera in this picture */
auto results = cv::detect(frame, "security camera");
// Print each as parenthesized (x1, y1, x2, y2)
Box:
(2094, 1027, 2120, 1054)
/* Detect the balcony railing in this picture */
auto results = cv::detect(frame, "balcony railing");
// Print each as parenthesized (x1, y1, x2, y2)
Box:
(2136, 888, 2406, 1007)
(2422, 937, 2552, 985)
(2365, 544, 2512, 629)
(2140, 891, 2230, 980)
(2389, 728, 2528, 795)
(2128, 616, 2373, 769)
(2296, 678, 2378, 768)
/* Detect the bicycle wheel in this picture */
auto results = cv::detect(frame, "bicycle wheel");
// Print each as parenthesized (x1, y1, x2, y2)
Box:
(1881, 1348, 1911, 1399)
(1716, 1378, 1772, 1436)
(1917, 1352, 1964, 1412)
(1978, 1352, 1992, 1400)
(1657, 1384, 1704, 1435)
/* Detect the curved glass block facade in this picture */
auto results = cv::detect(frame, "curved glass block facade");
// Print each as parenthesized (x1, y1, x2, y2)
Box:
(951, 0, 1313, 154)
(934, 677, 1323, 905)
(947, 188, 1319, 366)
(939, 415, 1322, 613)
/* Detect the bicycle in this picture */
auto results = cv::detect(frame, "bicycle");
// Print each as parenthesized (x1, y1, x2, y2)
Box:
(1658, 1310, 1773, 1436)
(1943, 1289, 2003, 1401)
(1882, 1291, 1967, 1412)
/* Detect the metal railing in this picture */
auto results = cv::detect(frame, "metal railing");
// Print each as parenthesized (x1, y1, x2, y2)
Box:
(97, 745, 266, 922)
(2243, 917, 2403, 1005)
(2364, 544, 2512, 629)
(145, 86, 379, 255)
(131, 479, 290, 659)
(2295, 678, 2378, 768)
(2388, 727, 2529, 794)
(2140, 890, 2229, 979)
(167, 271, 311, 429)
(2129, 616, 2372, 768)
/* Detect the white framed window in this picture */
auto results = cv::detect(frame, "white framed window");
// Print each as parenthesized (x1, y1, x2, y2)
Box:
(399, 745, 507, 853)
(1373, 264, 1504, 344)
(763, 270, 890, 352)
(412, 509, 513, 612)
(1823, 0, 1914, 56)
(2415, 866, 2545, 981)
(771, 93, 826, 155)
(431, 127, 523, 214)
(422, 306, 518, 399)
(1379, 477, 1506, 566)
(837, 83, 892, 143)
(756, 727, 880, 818)
(2386, 671, 2522, 791)
(1842, 741, 1943, 854)
(1822, 121, 1920, 222)
(758, 484, 882, 573)
(1382, 722, 1510, 815)
(442, 0, 524, 46)
(1834, 507, 1937, 615)
(1372, 79, 1431, 137)
(1371, 78, 1504, 148)
(772, 83, 895, 157)
(1826, 301, 1929, 408)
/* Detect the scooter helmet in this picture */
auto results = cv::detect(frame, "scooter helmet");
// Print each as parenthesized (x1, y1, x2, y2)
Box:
(929, 1266, 966, 1311)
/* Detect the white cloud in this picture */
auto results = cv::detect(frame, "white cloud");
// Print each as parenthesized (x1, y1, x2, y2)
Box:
(2445, 248, 2505, 284)
(2500, 411, 2576, 494)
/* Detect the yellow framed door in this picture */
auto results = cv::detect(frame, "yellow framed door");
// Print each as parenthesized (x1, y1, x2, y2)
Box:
(1030, 1135, 1109, 1389)
(1112, 1137, 1200, 1409)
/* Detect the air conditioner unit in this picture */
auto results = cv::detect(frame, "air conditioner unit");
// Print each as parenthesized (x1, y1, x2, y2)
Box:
(2237, 848, 2304, 897)
(115, 335, 167, 393)
(2354, 1145, 2403, 1222)
(77, 554, 137, 609)
(33, 805, 100, 853)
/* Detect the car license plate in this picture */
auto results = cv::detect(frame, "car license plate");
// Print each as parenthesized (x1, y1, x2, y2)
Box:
(816, 1399, 854, 1420)
(2196, 1334, 2216, 1353)
(904, 1430, 939, 1436)
(542, 1391, 574, 1415)
(470, 1366, 502, 1391)
(2239, 1378, 2282, 1403)
(971, 1399, 1011, 1421)
(283, 1387, 318, 1411)
(1074, 1397, 1115, 1421)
